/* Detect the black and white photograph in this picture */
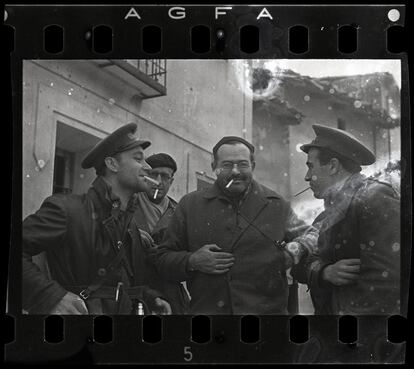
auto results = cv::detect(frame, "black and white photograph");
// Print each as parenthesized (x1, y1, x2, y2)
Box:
(20, 58, 402, 317)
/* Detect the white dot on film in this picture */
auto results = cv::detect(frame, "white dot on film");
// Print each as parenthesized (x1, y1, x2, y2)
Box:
(304, 95, 310, 101)
(311, 175, 318, 181)
(329, 88, 335, 94)
(50, 82, 54, 87)
(392, 242, 400, 252)
(388, 9, 400, 22)
(26, 174, 30, 178)
(354, 100, 362, 108)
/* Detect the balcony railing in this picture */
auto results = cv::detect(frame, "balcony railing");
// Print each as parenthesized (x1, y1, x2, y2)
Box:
(125, 59, 167, 88)
(95, 59, 167, 99)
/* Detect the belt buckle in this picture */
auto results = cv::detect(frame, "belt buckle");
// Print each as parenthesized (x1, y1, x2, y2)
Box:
(79, 290, 89, 300)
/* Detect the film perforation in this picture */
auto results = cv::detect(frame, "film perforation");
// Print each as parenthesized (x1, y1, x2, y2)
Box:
(3, 24, 15, 53)
(289, 315, 309, 344)
(337, 315, 358, 344)
(43, 24, 64, 54)
(386, 25, 406, 54)
(3, 315, 15, 345)
(337, 25, 358, 54)
(191, 315, 211, 344)
(239, 25, 259, 54)
(191, 25, 210, 54)
(288, 25, 309, 54)
(387, 315, 407, 343)
(142, 315, 162, 344)
(92, 25, 113, 54)
(93, 315, 113, 344)
(44, 315, 64, 344)
(142, 25, 162, 54)
(240, 315, 260, 344)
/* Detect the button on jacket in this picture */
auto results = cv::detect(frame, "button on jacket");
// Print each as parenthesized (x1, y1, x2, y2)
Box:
(156, 180, 317, 315)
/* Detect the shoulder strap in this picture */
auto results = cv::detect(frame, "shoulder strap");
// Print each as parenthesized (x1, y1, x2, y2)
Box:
(78, 196, 136, 300)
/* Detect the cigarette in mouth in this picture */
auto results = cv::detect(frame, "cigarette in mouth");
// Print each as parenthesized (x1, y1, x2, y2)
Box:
(144, 176, 160, 186)
(226, 179, 234, 189)
(293, 187, 311, 197)
(154, 189, 159, 199)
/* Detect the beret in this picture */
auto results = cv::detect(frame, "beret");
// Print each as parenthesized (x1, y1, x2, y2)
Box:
(213, 136, 255, 156)
(146, 153, 177, 173)
(300, 124, 376, 165)
(81, 123, 151, 169)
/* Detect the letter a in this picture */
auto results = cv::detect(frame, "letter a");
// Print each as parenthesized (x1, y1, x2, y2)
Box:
(257, 7, 273, 20)
(125, 7, 141, 20)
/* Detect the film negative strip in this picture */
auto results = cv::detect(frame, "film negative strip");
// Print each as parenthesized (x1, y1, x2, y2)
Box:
(4, 4, 411, 364)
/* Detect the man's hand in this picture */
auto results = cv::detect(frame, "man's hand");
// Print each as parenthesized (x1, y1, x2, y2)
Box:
(283, 242, 303, 268)
(49, 292, 89, 315)
(152, 297, 172, 315)
(322, 259, 361, 286)
(188, 244, 235, 274)
(283, 250, 294, 269)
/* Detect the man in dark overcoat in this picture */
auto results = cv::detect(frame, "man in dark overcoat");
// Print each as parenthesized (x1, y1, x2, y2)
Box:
(23, 123, 171, 315)
(156, 136, 318, 315)
(134, 153, 190, 314)
(293, 124, 400, 314)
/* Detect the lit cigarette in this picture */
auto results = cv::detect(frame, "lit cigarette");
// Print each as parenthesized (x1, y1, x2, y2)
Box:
(293, 187, 311, 197)
(154, 189, 159, 199)
(144, 176, 160, 186)
(226, 179, 234, 189)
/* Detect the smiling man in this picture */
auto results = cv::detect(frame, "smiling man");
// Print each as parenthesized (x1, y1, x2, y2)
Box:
(22, 123, 171, 315)
(296, 124, 400, 315)
(156, 136, 317, 315)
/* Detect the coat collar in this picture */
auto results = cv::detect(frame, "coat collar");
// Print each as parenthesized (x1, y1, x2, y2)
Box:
(317, 172, 366, 232)
(89, 176, 139, 216)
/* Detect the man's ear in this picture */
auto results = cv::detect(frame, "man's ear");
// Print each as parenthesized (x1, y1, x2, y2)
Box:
(329, 158, 341, 175)
(211, 161, 216, 172)
(104, 156, 119, 173)
(251, 161, 256, 171)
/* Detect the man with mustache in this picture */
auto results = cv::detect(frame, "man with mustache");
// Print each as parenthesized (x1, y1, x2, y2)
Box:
(295, 124, 400, 314)
(22, 123, 171, 315)
(134, 153, 190, 314)
(156, 136, 317, 314)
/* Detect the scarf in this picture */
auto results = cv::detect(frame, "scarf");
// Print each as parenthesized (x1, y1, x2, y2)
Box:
(136, 192, 170, 233)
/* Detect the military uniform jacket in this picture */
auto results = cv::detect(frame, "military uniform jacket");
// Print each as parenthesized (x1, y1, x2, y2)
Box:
(23, 177, 162, 314)
(156, 180, 317, 315)
(298, 173, 400, 315)
(134, 196, 190, 314)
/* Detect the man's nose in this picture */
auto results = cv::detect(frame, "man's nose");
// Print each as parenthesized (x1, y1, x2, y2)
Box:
(142, 160, 152, 172)
(304, 170, 311, 182)
(231, 163, 240, 174)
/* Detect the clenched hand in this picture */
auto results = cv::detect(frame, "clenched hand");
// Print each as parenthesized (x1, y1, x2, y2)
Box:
(49, 291, 89, 315)
(322, 258, 361, 286)
(152, 297, 172, 315)
(188, 244, 235, 274)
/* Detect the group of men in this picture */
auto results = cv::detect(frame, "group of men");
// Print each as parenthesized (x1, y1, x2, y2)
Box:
(22, 122, 400, 315)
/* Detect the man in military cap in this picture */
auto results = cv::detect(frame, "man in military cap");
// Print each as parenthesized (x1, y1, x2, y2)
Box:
(294, 124, 400, 314)
(23, 123, 171, 315)
(156, 136, 317, 314)
(134, 153, 190, 314)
